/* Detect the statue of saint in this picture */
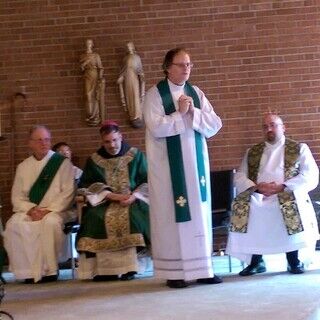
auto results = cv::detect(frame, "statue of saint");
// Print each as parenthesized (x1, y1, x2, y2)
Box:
(117, 42, 145, 128)
(80, 39, 106, 126)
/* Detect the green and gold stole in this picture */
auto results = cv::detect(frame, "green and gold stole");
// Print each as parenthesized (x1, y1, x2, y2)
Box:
(29, 153, 65, 205)
(157, 79, 207, 223)
(230, 138, 303, 235)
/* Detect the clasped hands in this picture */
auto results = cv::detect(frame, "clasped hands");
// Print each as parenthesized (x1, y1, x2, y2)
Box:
(255, 182, 285, 197)
(27, 206, 51, 221)
(105, 192, 136, 206)
(178, 94, 194, 115)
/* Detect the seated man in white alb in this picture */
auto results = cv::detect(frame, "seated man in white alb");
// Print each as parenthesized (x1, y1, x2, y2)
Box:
(227, 113, 319, 276)
(4, 125, 75, 283)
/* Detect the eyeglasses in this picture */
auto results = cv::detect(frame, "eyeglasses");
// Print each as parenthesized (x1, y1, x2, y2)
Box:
(171, 62, 194, 69)
(30, 138, 51, 143)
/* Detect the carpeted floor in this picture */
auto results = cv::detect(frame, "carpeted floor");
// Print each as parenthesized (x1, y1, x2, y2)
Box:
(1, 254, 320, 320)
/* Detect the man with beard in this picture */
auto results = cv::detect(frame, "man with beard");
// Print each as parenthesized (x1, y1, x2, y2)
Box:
(227, 113, 319, 276)
(76, 120, 150, 281)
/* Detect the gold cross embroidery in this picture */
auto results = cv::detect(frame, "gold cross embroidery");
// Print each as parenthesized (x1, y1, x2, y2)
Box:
(200, 176, 206, 187)
(176, 196, 187, 207)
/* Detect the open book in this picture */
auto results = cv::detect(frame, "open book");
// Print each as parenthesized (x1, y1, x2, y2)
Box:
(78, 182, 111, 207)
(78, 182, 149, 207)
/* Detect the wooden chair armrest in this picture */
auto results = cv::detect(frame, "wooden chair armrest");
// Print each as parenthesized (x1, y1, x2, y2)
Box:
(75, 195, 86, 223)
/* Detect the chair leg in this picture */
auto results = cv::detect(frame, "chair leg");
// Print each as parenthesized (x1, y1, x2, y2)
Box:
(228, 255, 232, 273)
(69, 233, 76, 279)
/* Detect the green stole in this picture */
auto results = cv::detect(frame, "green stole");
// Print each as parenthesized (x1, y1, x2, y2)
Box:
(29, 153, 65, 205)
(230, 138, 303, 235)
(157, 79, 207, 223)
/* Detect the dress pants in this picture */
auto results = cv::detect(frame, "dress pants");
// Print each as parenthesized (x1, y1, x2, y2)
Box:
(250, 250, 299, 267)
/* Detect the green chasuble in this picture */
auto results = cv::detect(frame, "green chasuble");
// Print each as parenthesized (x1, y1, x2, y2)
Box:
(156, 79, 207, 223)
(29, 152, 65, 205)
(230, 138, 303, 235)
(76, 146, 150, 253)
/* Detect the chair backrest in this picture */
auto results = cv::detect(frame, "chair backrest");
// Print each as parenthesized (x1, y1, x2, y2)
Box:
(210, 169, 235, 213)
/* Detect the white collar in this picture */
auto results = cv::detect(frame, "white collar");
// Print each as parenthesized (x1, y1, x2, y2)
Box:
(167, 78, 185, 92)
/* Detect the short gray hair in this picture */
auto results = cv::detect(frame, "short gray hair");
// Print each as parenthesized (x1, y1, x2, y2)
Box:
(28, 125, 51, 138)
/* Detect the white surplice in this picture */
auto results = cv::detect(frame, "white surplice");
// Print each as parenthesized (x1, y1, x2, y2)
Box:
(143, 79, 222, 281)
(4, 150, 75, 282)
(226, 136, 319, 264)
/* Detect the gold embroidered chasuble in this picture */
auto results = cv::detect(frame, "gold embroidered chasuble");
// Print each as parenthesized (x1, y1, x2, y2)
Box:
(230, 138, 304, 235)
(77, 148, 145, 252)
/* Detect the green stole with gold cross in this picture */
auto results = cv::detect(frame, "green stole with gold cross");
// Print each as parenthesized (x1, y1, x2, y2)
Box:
(29, 153, 66, 205)
(157, 78, 207, 223)
(230, 138, 304, 235)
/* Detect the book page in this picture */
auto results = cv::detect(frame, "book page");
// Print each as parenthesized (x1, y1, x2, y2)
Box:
(133, 183, 149, 204)
(86, 189, 111, 207)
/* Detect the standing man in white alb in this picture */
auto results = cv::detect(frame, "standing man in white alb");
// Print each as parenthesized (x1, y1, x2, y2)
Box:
(227, 113, 319, 276)
(143, 47, 222, 288)
(4, 125, 75, 283)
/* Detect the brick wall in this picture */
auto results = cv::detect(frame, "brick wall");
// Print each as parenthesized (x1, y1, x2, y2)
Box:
(1, 0, 320, 223)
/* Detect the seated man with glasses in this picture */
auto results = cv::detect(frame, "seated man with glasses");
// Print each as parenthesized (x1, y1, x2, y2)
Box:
(4, 125, 75, 283)
(227, 113, 319, 276)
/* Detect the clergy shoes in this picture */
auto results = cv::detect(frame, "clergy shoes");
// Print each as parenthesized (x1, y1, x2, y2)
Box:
(40, 274, 59, 283)
(93, 275, 119, 281)
(24, 278, 34, 284)
(239, 260, 267, 276)
(196, 275, 223, 284)
(25, 274, 59, 284)
(287, 262, 304, 274)
(120, 271, 137, 281)
(166, 279, 189, 288)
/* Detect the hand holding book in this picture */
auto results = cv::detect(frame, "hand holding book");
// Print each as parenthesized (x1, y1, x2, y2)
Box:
(77, 182, 149, 207)
(77, 182, 112, 207)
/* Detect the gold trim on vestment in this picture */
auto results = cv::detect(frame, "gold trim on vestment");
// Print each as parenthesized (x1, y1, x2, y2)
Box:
(77, 233, 145, 252)
(80, 148, 145, 252)
(230, 138, 303, 235)
(230, 190, 252, 233)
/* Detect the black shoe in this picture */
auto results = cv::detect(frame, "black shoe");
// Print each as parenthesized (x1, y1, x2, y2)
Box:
(39, 274, 58, 283)
(239, 260, 267, 276)
(287, 262, 304, 274)
(196, 275, 223, 284)
(93, 275, 119, 282)
(120, 271, 137, 281)
(166, 279, 189, 288)
(58, 258, 79, 269)
(24, 278, 34, 284)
